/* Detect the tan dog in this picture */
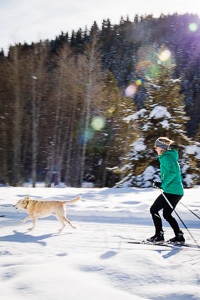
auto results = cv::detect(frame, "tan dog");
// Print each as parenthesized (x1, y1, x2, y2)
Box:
(14, 196, 81, 231)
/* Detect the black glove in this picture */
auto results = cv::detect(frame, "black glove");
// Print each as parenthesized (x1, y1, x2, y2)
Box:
(153, 181, 162, 188)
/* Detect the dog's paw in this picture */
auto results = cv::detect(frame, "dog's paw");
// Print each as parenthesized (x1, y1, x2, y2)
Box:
(72, 225, 76, 229)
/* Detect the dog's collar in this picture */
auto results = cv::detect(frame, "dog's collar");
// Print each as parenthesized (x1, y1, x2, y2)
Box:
(24, 201, 29, 209)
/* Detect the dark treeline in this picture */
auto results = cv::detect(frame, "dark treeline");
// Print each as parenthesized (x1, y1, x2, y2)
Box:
(0, 13, 200, 187)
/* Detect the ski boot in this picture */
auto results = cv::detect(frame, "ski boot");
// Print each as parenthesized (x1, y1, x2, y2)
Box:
(169, 231, 185, 244)
(147, 231, 164, 244)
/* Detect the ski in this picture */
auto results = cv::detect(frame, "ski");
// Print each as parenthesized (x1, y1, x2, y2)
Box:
(128, 240, 199, 249)
(128, 241, 172, 247)
(117, 235, 199, 249)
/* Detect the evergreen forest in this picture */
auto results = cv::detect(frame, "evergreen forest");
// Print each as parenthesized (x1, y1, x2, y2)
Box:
(1, 13, 200, 188)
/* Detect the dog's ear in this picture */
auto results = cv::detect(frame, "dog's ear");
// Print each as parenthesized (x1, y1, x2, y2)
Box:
(24, 198, 30, 209)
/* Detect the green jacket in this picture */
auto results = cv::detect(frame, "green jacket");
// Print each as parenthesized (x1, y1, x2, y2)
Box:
(158, 149, 184, 195)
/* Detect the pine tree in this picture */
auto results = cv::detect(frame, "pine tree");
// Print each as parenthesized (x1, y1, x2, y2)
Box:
(97, 71, 137, 187)
(119, 55, 200, 187)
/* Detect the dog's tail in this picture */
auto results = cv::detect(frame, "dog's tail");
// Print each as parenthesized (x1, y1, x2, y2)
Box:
(63, 196, 81, 205)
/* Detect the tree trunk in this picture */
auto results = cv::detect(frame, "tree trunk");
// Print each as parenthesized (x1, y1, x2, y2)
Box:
(31, 77, 38, 187)
(12, 47, 22, 186)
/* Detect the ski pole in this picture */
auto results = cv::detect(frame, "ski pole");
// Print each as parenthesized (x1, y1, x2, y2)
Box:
(180, 202, 200, 220)
(156, 186, 199, 248)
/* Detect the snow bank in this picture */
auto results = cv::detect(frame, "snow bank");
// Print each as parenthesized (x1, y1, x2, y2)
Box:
(0, 186, 200, 300)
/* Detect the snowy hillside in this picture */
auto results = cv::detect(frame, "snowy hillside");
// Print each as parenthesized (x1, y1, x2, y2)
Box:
(0, 185, 200, 300)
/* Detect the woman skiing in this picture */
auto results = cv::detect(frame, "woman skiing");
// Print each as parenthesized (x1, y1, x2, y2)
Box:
(148, 137, 185, 244)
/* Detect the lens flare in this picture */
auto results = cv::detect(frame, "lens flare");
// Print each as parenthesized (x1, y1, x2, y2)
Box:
(105, 106, 115, 118)
(125, 84, 137, 97)
(108, 106, 115, 114)
(85, 128, 95, 139)
(189, 23, 198, 32)
(91, 116, 105, 131)
(159, 49, 171, 62)
(136, 61, 153, 77)
(145, 64, 162, 79)
(77, 128, 94, 145)
(136, 79, 143, 86)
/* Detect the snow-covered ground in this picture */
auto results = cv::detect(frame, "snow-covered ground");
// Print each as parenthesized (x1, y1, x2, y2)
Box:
(0, 185, 200, 300)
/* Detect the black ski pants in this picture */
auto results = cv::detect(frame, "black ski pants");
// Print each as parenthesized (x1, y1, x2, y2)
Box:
(150, 193, 183, 236)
